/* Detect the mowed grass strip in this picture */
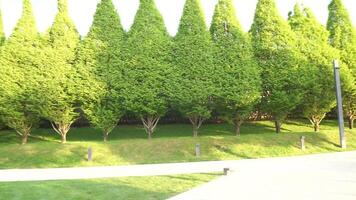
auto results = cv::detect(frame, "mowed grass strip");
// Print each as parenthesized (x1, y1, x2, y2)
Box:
(0, 173, 219, 200)
(0, 120, 355, 169)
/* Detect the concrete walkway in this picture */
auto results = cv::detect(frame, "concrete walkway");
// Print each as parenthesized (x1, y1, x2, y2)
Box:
(0, 160, 234, 182)
(1, 151, 356, 200)
(169, 151, 356, 200)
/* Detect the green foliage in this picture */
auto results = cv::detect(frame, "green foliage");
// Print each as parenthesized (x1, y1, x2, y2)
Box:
(0, 12, 5, 45)
(327, 0, 356, 127)
(172, 0, 214, 136)
(210, 0, 261, 134)
(124, 0, 172, 137)
(327, 0, 356, 71)
(250, 0, 306, 131)
(288, 5, 338, 130)
(1, 0, 356, 139)
(38, 0, 80, 142)
(0, 0, 41, 144)
(76, 0, 126, 140)
(0, 12, 5, 129)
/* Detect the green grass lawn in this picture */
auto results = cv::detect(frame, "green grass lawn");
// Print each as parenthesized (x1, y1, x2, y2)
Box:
(0, 173, 218, 200)
(0, 120, 355, 169)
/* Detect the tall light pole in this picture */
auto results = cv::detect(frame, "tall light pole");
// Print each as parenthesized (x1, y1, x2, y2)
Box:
(333, 60, 346, 149)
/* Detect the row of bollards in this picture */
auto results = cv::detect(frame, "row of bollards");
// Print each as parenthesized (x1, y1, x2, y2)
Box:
(86, 140, 304, 177)
(195, 136, 306, 158)
(87, 138, 306, 163)
(87, 144, 231, 176)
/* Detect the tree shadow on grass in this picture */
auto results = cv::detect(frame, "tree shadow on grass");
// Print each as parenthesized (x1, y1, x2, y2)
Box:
(0, 128, 64, 145)
(0, 178, 175, 200)
(71, 120, 328, 141)
(0, 130, 21, 144)
(318, 136, 339, 148)
(0, 121, 347, 169)
(163, 173, 221, 182)
(0, 121, 296, 143)
(0, 143, 91, 169)
(213, 144, 254, 159)
(283, 120, 344, 132)
(204, 131, 344, 160)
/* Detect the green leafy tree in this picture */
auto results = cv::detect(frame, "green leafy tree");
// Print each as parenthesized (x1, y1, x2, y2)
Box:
(327, 0, 356, 129)
(250, 0, 306, 133)
(172, 0, 214, 137)
(0, 11, 5, 129)
(39, 0, 80, 143)
(210, 0, 261, 135)
(124, 0, 171, 139)
(0, 0, 41, 144)
(289, 5, 338, 131)
(76, 0, 126, 142)
(0, 11, 5, 45)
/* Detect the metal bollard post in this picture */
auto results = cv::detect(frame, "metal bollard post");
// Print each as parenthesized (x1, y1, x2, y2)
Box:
(223, 168, 230, 175)
(195, 143, 200, 157)
(300, 136, 305, 150)
(88, 147, 93, 161)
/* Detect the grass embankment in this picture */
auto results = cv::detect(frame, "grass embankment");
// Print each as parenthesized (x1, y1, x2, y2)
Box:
(0, 120, 355, 169)
(0, 173, 218, 200)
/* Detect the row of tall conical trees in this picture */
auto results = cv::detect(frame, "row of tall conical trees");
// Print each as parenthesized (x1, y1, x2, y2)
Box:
(0, 0, 355, 144)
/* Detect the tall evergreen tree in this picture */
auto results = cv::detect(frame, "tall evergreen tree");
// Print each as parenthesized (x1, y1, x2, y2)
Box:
(39, 0, 80, 143)
(327, 0, 356, 129)
(210, 0, 261, 135)
(0, 0, 41, 144)
(0, 12, 4, 130)
(0, 11, 5, 45)
(76, 0, 126, 142)
(250, 0, 306, 133)
(123, 0, 171, 139)
(172, 0, 214, 137)
(289, 5, 338, 131)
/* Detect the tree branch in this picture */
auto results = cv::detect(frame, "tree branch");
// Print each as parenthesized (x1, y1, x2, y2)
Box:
(51, 122, 62, 136)
(15, 130, 23, 136)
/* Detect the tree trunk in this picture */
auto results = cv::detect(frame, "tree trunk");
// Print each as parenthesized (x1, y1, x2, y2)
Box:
(141, 116, 160, 140)
(103, 124, 117, 142)
(235, 125, 241, 136)
(103, 132, 109, 142)
(193, 123, 198, 137)
(314, 122, 320, 132)
(275, 120, 281, 133)
(234, 119, 244, 136)
(349, 116, 354, 129)
(51, 122, 72, 144)
(21, 132, 29, 145)
(189, 116, 204, 137)
(309, 115, 325, 132)
(61, 134, 67, 144)
(17, 125, 32, 145)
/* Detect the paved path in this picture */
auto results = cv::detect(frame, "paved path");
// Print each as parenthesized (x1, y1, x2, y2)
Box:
(0, 160, 237, 182)
(1, 151, 356, 200)
(169, 151, 356, 200)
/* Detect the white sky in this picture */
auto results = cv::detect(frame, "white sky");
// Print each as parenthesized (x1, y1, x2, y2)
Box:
(0, 0, 355, 37)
